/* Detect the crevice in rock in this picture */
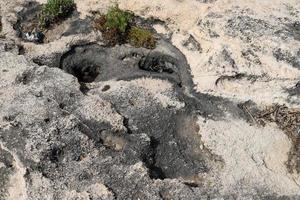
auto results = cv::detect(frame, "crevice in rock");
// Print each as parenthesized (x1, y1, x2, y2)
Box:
(142, 137, 166, 180)
(215, 73, 264, 86)
(123, 117, 132, 135)
(49, 146, 64, 163)
(79, 82, 90, 94)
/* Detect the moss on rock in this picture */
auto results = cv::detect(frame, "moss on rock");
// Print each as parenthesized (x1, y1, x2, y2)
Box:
(128, 26, 156, 49)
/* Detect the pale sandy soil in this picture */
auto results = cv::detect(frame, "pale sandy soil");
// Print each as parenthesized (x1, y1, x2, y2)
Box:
(0, 0, 300, 198)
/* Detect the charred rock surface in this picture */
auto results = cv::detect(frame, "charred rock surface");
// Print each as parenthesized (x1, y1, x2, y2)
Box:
(52, 38, 244, 120)
(1, 1, 300, 199)
(0, 30, 247, 199)
(273, 48, 300, 70)
(57, 38, 234, 180)
(0, 42, 222, 199)
(59, 41, 191, 86)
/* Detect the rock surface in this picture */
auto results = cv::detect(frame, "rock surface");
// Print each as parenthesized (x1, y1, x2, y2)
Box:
(0, 0, 300, 199)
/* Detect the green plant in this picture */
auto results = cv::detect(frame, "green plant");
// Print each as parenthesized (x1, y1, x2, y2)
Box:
(128, 27, 156, 49)
(93, 14, 122, 46)
(92, 6, 155, 48)
(39, 0, 75, 28)
(105, 5, 133, 33)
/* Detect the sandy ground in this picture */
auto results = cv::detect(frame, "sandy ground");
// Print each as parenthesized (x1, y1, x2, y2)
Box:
(0, 0, 300, 198)
(198, 117, 300, 195)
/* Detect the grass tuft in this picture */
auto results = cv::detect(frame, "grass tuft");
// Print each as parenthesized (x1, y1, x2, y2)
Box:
(93, 5, 156, 49)
(39, 0, 76, 28)
(104, 5, 133, 33)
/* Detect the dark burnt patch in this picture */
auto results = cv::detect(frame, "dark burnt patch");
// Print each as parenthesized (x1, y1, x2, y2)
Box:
(15, 69, 35, 85)
(138, 52, 177, 73)
(273, 48, 300, 69)
(215, 73, 263, 87)
(56, 39, 245, 120)
(275, 22, 300, 41)
(0, 148, 14, 169)
(67, 59, 100, 83)
(226, 16, 273, 42)
(221, 49, 237, 69)
(90, 80, 225, 180)
(238, 100, 261, 124)
(62, 16, 93, 37)
(14, 2, 92, 44)
(242, 49, 262, 65)
(25, 34, 247, 184)
(13, 1, 44, 43)
(286, 81, 300, 104)
(59, 42, 185, 85)
(182, 35, 202, 52)
(142, 137, 166, 179)
(120, 105, 213, 179)
(0, 147, 14, 200)
(79, 82, 90, 94)
(48, 145, 64, 163)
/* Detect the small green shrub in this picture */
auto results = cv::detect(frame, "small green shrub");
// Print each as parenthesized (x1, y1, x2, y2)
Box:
(93, 14, 122, 46)
(39, 0, 75, 28)
(93, 6, 155, 49)
(128, 27, 156, 49)
(105, 5, 133, 33)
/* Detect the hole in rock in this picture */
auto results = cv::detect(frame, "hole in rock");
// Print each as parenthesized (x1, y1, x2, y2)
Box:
(64, 60, 100, 83)
(142, 137, 166, 179)
(102, 85, 111, 92)
(79, 83, 90, 94)
(58, 44, 186, 86)
(49, 146, 64, 163)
